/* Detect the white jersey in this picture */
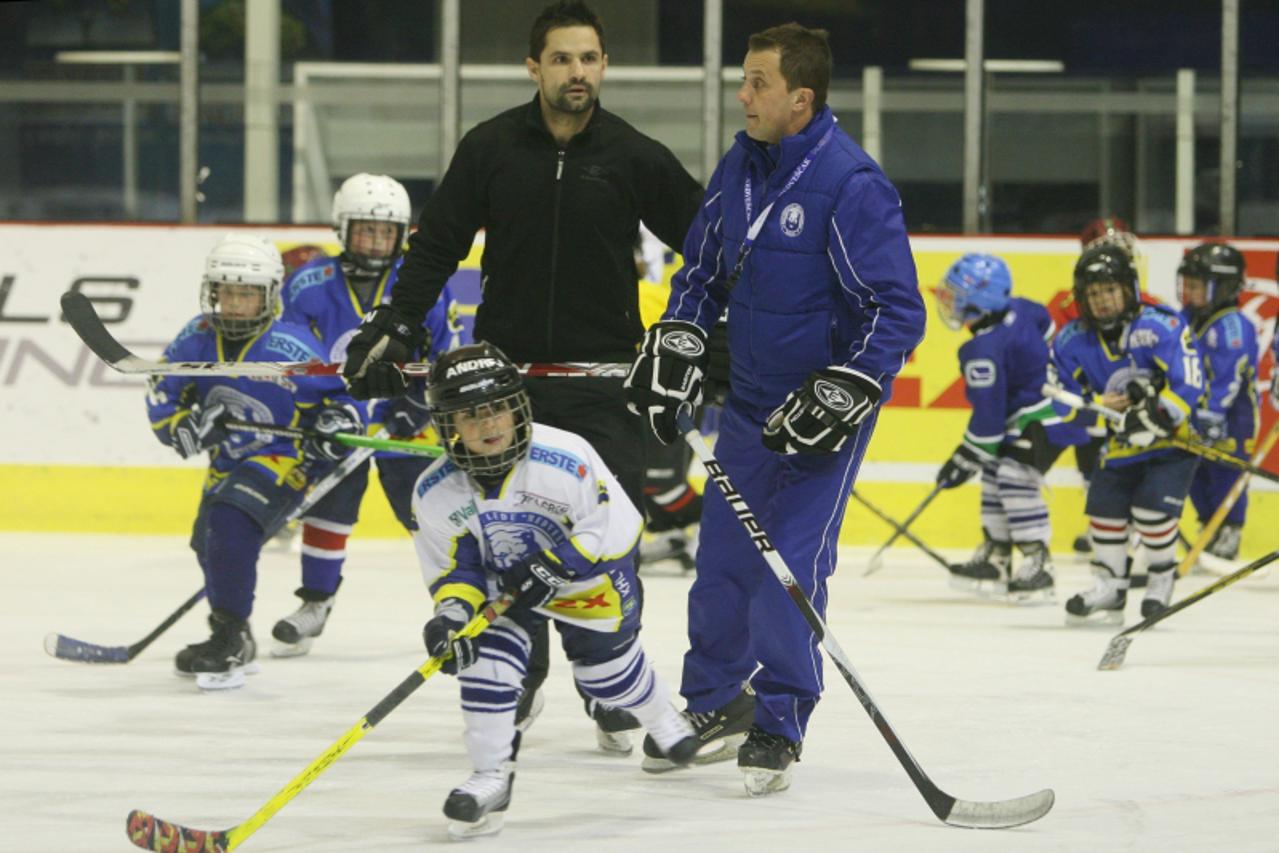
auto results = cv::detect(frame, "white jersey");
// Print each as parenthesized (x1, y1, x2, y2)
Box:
(411, 423, 643, 632)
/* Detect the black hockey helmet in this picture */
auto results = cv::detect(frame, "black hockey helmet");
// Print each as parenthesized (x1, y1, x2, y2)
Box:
(1072, 244, 1140, 331)
(1177, 242, 1245, 318)
(428, 343, 532, 479)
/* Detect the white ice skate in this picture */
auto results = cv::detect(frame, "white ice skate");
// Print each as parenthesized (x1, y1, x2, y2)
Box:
(1064, 567, 1128, 626)
(444, 765, 514, 840)
(270, 596, 334, 658)
(1140, 564, 1177, 619)
(1006, 543, 1055, 605)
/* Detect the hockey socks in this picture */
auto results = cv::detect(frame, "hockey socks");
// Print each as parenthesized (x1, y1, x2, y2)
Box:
(299, 518, 352, 595)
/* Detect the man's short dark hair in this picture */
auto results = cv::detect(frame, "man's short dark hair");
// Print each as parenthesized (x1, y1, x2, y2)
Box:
(529, 1, 606, 61)
(748, 23, 832, 113)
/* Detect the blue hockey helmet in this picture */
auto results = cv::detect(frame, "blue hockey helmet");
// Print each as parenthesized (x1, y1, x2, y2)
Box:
(934, 253, 1012, 330)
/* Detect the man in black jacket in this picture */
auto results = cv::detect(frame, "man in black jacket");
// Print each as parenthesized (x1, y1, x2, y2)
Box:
(342, 0, 704, 752)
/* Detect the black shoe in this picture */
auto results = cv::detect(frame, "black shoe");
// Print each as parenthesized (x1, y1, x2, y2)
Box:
(640, 687, 755, 773)
(738, 725, 802, 796)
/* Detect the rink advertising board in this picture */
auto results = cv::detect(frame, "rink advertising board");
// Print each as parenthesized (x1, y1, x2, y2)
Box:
(1, 224, 1276, 553)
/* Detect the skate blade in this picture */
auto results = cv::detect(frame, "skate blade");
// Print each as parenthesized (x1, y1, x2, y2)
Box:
(641, 733, 745, 773)
(596, 728, 634, 756)
(447, 813, 504, 840)
(1007, 587, 1057, 606)
(194, 662, 260, 691)
(948, 575, 1009, 598)
(1064, 609, 1124, 627)
(269, 637, 314, 658)
(741, 766, 792, 797)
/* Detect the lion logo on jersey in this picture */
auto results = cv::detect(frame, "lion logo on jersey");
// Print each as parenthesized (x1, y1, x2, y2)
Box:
(780, 203, 805, 237)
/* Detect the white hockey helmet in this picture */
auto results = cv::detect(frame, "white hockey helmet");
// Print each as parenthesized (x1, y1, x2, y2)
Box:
(332, 173, 411, 274)
(200, 233, 284, 340)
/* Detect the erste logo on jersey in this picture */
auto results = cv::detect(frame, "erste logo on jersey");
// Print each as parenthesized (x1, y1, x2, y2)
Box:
(780, 203, 805, 237)
(1126, 328, 1159, 349)
(529, 445, 587, 479)
(963, 358, 997, 388)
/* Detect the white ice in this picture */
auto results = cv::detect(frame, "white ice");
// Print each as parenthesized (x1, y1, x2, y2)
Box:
(2, 532, 1277, 852)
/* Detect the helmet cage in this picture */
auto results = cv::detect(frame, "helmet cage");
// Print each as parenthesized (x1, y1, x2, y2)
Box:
(429, 345, 532, 479)
(1073, 246, 1140, 332)
(200, 235, 283, 340)
(332, 174, 411, 275)
(1177, 244, 1244, 317)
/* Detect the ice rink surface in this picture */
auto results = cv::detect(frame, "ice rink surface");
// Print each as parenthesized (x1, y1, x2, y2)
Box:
(3, 531, 1277, 853)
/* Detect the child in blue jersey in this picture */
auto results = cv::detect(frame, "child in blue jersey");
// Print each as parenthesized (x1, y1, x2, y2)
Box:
(933, 254, 1079, 602)
(1050, 245, 1204, 624)
(147, 234, 361, 689)
(269, 174, 463, 657)
(1178, 242, 1259, 565)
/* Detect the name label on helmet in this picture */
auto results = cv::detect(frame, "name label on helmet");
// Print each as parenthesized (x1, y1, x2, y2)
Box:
(529, 445, 587, 479)
(445, 357, 504, 378)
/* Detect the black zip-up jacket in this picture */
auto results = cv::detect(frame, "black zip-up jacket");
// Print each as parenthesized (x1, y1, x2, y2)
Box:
(392, 95, 704, 364)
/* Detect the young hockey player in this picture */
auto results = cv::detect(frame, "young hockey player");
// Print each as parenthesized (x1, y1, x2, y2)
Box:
(1178, 242, 1259, 565)
(932, 253, 1076, 601)
(414, 344, 697, 838)
(269, 173, 462, 657)
(147, 234, 361, 689)
(1049, 245, 1204, 623)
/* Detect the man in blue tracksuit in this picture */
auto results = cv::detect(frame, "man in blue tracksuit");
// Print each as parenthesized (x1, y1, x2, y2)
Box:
(625, 23, 924, 796)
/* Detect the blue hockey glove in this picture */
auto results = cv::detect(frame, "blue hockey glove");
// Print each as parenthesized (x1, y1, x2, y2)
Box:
(936, 443, 985, 489)
(423, 599, 478, 675)
(342, 305, 428, 400)
(762, 367, 879, 455)
(500, 552, 572, 611)
(304, 402, 363, 462)
(169, 402, 228, 459)
(1192, 408, 1226, 442)
(380, 390, 432, 438)
(624, 320, 709, 444)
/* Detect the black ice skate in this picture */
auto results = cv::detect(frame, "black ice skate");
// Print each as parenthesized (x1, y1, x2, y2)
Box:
(639, 528, 698, 573)
(183, 609, 258, 690)
(1195, 523, 1244, 576)
(948, 533, 1011, 597)
(1140, 562, 1177, 619)
(270, 587, 335, 658)
(1064, 564, 1129, 626)
(1006, 541, 1055, 604)
(738, 725, 802, 797)
(514, 687, 545, 734)
(583, 696, 642, 755)
(1071, 531, 1092, 556)
(641, 687, 755, 773)
(443, 763, 514, 840)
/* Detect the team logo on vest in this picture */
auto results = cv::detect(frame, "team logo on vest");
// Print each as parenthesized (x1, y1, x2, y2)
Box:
(659, 329, 705, 358)
(813, 378, 853, 412)
(780, 203, 805, 237)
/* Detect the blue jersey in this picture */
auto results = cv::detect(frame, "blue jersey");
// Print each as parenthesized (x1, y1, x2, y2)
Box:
(1050, 304, 1204, 466)
(1184, 306, 1259, 450)
(957, 297, 1058, 455)
(147, 316, 352, 476)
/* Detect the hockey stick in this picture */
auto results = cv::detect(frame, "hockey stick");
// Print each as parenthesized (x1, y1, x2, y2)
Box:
(850, 489, 951, 573)
(1175, 419, 1279, 578)
(863, 484, 943, 576)
(60, 290, 627, 379)
(1041, 384, 1279, 484)
(126, 593, 515, 852)
(43, 435, 384, 664)
(676, 410, 1054, 828)
(222, 419, 443, 458)
(1096, 548, 1279, 671)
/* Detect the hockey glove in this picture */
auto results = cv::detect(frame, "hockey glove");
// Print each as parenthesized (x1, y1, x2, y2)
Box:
(704, 314, 731, 406)
(762, 367, 879, 455)
(624, 320, 709, 445)
(342, 305, 428, 400)
(379, 388, 432, 438)
(1118, 383, 1175, 448)
(169, 402, 229, 459)
(937, 443, 986, 489)
(423, 599, 478, 675)
(1192, 408, 1226, 443)
(500, 552, 572, 611)
(304, 402, 363, 462)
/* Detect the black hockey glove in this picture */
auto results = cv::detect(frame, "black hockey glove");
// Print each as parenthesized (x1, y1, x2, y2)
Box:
(342, 305, 428, 400)
(169, 402, 229, 459)
(304, 402, 363, 462)
(936, 443, 985, 489)
(423, 599, 478, 675)
(624, 320, 709, 445)
(380, 388, 432, 438)
(762, 367, 879, 455)
(703, 314, 731, 406)
(500, 552, 572, 611)
(1119, 381, 1175, 448)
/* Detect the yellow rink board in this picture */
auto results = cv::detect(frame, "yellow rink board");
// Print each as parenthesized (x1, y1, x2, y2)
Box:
(5, 461, 1278, 558)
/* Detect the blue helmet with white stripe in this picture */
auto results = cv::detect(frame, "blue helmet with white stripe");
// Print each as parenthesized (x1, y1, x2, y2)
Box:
(934, 253, 1012, 330)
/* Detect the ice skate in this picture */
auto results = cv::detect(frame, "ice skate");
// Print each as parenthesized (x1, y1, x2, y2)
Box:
(1006, 541, 1055, 604)
(443, 764, 514, 840)
(948, 534, 1011, 597)
(270, 591, 334, 658)
(514, 687, 544, 734)
(1195, 524, 1245, 576)
(641, 687, 754, 773)
(639, 527, 698, 573)
(1071, 531, 1092, 556)
(584, 696, 642, 756)
(1064, 565, 1128, 626)
(185, 610, 258, 690)
(738, 725, 801, 797)
(1141, 563, 1177, 619)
